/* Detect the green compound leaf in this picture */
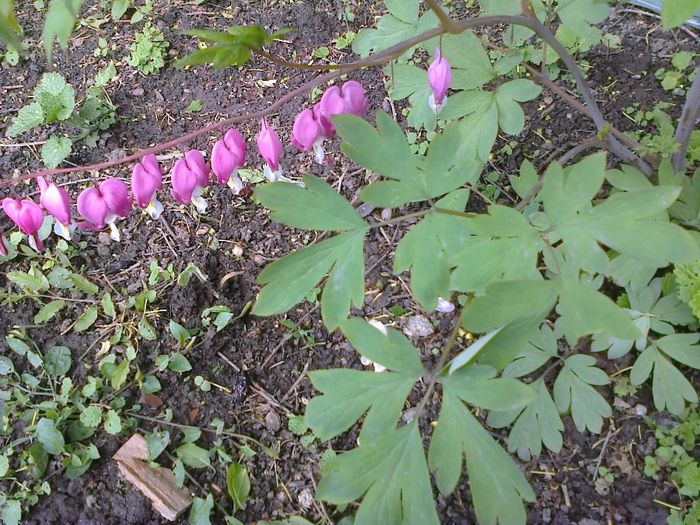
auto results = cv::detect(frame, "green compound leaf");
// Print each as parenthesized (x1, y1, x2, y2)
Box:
(394, 192, 471, 310)
(661, 0, 700, 29)
(488, 378, 564, 461)
(177, 25, 286, 69)
(494, 79, 542, 135)
(305, 319, 424, 443)
(255, 175, 367, 231)
(317, 422, 439, 525)
(441, 90, 498, 163)
(553, 354, 611, 434)
(503, 324, 558, 379)
(352, 0, 438, 57)
(429, 390, 535, 525)
(441, 364, 535, 412)
(631, 335, 700, 415)
(43, 0, 82, 60)
(253, 230, 366, 329)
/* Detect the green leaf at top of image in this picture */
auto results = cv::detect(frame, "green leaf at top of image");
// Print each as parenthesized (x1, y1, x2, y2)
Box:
(43, 0, 81, 58)
(111, 0, 129, 19)
(0, 0, 23, 52)
(226, 462, 251, 511)
(661, 0, 700, 29)
(41, 136, 72, 169)
(255, 175, 367, 232)
(36, 417, 65, 455)
(317, 422, 439, 525)
(74, 306, 98, 332)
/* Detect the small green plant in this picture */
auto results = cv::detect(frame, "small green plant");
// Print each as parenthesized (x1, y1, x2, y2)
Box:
(644, 409, 700, 524)
(675, 260, 700, 320)
(127, 22, 169, 75)
(656, 52, 696, 92)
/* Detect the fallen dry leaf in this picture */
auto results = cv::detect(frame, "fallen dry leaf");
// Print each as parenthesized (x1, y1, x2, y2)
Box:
(113, 434, 192, 521)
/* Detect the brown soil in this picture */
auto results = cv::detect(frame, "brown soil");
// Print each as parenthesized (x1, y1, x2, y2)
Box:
(0, 1, 696, 524)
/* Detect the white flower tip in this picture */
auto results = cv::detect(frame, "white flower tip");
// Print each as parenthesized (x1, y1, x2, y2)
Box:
(227, 175, 244, 195)
(428, 94, 445, 115)
(368, 319, 388, 336)
(53, 221, 73, 241)
(191, 195, 208, 214)
(108, 221, 121, 242)
(146, 198, 164, 220)
(313, 141, 325, 164)
(435, 297, 455, 313)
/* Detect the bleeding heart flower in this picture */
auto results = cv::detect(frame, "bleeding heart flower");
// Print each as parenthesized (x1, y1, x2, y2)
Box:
(212, 129, 246, 194)
(428, 47, 452, 114)
(257, 118, 283, 182)
(37, 176, 73, 240)
(0, 234, 7, 257)
(359, 320, 388, 373)
(318, 80, 368, 133)
(171, 150, 209, 213)
(435, 297, 455, 313)
(2, 198, 45, 251)
(291, 108, 330, 164)
(77, 178, 132, 241)
(132, 154, 164, 220)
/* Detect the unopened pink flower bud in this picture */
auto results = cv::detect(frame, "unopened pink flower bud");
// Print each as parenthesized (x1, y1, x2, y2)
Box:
(2, 198, 45, 251)
(171, 150, 209, 213)
(77, 178, 132, 241)
(257, 118, 283, 181)
(37, 176, 73, 240)
(212, 129, 246, 194)
(428, 47, 452, 113)
(132, 154, 164, 220)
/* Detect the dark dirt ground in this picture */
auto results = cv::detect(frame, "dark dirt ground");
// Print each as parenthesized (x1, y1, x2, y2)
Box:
(0, 1, 698, 524)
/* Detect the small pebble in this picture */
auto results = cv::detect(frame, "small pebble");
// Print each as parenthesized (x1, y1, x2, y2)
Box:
(265, 410, 281, 432)
(131, 87, 145, 96)
(98, 232, 112, 245)
(403, 315, 434, 338)
(297, 488, 314, 509)
(634, 404, 647, 416)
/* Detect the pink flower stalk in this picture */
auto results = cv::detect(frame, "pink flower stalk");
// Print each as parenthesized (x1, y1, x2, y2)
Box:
(171, 150, 209, 213)
(77, 178, 132, 241)
(428, 47, 452, 114)
(291, 108, 331, 164)
(212, 129, 246, 195)
(37, 176, 73, 240)
(0, 234, 7, 257)
(318, 80, 368, 133)
(257, 118, 284, 182)
(2, 198, 45, 251)
(131, 154, 164, 220)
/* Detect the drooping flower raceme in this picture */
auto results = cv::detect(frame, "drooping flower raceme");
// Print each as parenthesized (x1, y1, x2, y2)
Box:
(171, 150, 209, 213)
(37, 176, 73, 240)
(257, 118, 283, 182)
(291, 108, 331, 164)
(2, 198, 45, 251)
(212, 129, 246, 194)
(77, 178, 132, 242)
(131, 154, 164, 220)
(428, 47, 452, 114)
(318, 80, 368, 133)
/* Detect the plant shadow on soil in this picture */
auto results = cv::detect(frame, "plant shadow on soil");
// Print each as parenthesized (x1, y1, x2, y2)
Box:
(0, 1, 697, 524)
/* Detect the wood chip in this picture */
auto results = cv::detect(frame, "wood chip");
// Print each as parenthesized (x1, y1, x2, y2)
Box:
(113, 434, 192, 521)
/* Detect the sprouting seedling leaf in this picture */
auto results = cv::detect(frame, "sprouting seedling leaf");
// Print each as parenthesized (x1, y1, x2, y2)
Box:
(176, 25, 290, 69)
(226, 463, 250, 511)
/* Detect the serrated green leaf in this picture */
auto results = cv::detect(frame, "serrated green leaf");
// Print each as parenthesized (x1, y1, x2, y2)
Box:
(34, 300, 66, 324)
(7, 103, 44, 137)
(34, 72, 75, 122)
(74, 306, 98, 332)
(41, 137, 72, 169)
(80, 406, 102, 428)
(429, 391, 534, 524)
(256, 175, 366, 231)
(317, 423, 439, 525)
(553, 355, 611, 433)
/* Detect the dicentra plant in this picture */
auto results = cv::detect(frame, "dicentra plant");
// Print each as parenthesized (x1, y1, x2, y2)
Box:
(1, 0, 700, 524)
